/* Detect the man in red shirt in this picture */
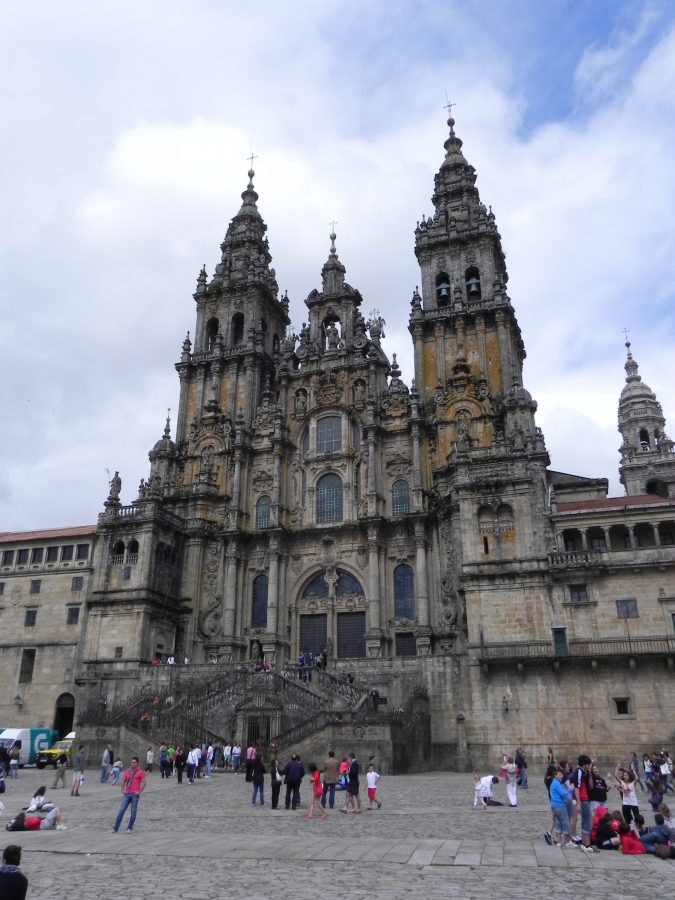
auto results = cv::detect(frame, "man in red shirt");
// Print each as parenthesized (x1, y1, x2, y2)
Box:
(112, 756, 147, 833)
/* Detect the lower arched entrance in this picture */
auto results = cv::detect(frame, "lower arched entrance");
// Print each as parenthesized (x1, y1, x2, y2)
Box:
(53, 693, 75, 737)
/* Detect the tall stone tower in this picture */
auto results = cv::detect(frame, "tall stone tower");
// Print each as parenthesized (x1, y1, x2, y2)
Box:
(618, 341, 675, 497)
(410, 117, 552, 652)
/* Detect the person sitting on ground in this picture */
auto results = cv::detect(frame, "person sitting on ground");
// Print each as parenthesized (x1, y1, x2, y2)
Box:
(630, 813, 648, 837)
(640, 813, 672, 850)
(0, 844, 28, 900)
(473, 774, 499, 810)
(618, 821, 646, 854)
(6, 807, 63, 831)
(594, 812, 620, 849)
(658, 802, 675, 836)
(26, 786, 56, 813)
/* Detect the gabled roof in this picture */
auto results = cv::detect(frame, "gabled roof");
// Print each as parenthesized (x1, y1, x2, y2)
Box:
(556, 495, 673, 513)
(0, 525, 97, 545)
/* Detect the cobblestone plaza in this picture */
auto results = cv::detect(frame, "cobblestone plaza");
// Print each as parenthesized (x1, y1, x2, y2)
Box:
(3, 769, 674, 899)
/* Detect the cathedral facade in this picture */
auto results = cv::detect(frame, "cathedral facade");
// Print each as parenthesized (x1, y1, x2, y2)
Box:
(2, 119, 674, 767)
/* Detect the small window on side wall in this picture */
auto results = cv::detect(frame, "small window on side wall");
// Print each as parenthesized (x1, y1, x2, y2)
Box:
(613, 697, 631, 716)
(616, 597, 638, 619)
(67, 606, 80, 626)
(569, 584, 588, 603)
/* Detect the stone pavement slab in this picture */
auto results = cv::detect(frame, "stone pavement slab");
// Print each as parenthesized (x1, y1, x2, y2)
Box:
(1, 769, 673, 898)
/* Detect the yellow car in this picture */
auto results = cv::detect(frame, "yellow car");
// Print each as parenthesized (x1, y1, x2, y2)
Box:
(36, 732, 76, 769)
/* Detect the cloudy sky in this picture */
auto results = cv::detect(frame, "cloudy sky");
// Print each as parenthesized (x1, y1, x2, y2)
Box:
(1, 0, 674, 532)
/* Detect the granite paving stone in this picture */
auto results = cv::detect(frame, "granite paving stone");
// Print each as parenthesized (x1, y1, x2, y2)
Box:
(1, 768, 673, 899)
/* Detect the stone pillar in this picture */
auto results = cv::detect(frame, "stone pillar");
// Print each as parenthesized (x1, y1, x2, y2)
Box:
(434, 322, 446, 386)
(411, 324, 425, 399)
(653, 524, 661, 546)
(367, 529, 381, 631)
(415, 524, 429, 628)
(580, 530, 588, 551)
(475, 315, 488, 377)
(495, 310, 511, 393)
(267, 538, 279, 636)
(271, 447, 282, 526)
(223, 545, 238, 637)
(176, 367, 190, 444)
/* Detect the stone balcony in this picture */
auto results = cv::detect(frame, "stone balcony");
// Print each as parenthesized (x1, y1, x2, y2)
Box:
(477, 635, 675, 665)
(548, 546, 675, 569)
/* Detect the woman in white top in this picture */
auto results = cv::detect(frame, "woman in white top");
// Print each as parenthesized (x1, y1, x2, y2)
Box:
(614, 764, 639, 824)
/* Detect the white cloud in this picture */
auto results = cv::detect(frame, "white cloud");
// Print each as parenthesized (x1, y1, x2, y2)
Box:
(0, 2, 674, 530)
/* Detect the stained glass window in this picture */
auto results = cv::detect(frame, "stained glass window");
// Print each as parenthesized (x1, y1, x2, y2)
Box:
(316, 417, 341, 454)
(316, 473, 343, 524)
(251, 574, 268, 629)
(392, 479, 410, 515)
(256, 495, 271, 529)
(336, 570, 364, 597)
(302, 573, 329, 599)
(394, 563, 415, 619)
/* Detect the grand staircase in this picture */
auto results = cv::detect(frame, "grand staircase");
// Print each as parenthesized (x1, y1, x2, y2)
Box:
(82, 664, 371, 751)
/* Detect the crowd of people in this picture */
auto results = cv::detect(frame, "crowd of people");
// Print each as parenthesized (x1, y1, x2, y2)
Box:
(474, 745, 675, 860)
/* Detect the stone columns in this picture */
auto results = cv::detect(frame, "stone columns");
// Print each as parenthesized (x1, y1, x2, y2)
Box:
(223, 544, 238, 637)
(415, 523, 429, 628)
(267, 538, 280, 636)
(434, 322, 446, 386)
(367, 528, 381, 632)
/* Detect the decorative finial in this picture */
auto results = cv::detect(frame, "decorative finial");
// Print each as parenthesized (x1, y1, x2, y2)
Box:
(329, 220, 338, 256)
(444, 92, 456, 135)
(164, 408, 171, 438)
(247, 151, 258, 187)
(623, 327, 631, 353)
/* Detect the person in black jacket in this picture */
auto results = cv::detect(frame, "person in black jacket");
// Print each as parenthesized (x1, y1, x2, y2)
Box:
(251, 756, 266, 806)
(0, 845, 28, 900)
(282, 754, 305, 810)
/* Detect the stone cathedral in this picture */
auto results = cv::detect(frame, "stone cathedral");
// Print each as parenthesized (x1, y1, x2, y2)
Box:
(2, 119, 674, 769)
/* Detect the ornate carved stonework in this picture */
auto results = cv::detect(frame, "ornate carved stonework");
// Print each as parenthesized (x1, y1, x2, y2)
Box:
(197, 543, 224, 639)
(316, 382, 341, 406)
(385, 451, 411, 476)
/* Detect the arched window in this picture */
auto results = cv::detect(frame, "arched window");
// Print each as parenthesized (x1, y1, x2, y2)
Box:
(112, 540, 125, 562)
(302, 572, 329, 598)
(206, 317, 219, 352)
(465, 266, 481, 299)
(336, 570, 364, 597)
(272, 333, 280, 353)
(435, 271, 450, 305)
(256, 495, 271, 529)
(392, 479, 410, 515)
(126, 539, 139, 563)
(394, 563, 415, 619)
(497, 504, 514, 528)
(316, 416, 341, 454)
(639, 429, 651, 451)
(251, 574, 268, 629)
(316, 473, 343, 524)
(231, 312, 244, 346)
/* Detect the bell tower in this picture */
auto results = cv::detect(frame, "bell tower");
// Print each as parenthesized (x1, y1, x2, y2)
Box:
(618, 341, 675, 497)
(410, 116, 548, 473)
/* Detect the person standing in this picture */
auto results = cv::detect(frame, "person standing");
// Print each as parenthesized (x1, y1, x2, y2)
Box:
(342, 752, 361, 814)
(321, 750, 339, 810)
(232, 742, 242, 773)
(112, 756, 147, 833)
(159, 744, 169, 778)
(52, 751, 68, 790)
(224, 742, 232, 770)
(305, 763, 327, 820)
(0, 844, 28, 900)
(270, 758, 283, 809)
(100, 745, 112, 783)
(573, 755, 595, 853)
(9, 746, 20, 779)
(514, 746, 528, 788)
(186, 746, 199, 784)
(206, 744, 214, 778)
(251, 756, 266, 806)
(502, 756, 518, 807)
(282, 754, 305, 810)
(174, 746, 186, 785)
(71, 744, 86, 796)
(630, 752, 645, 791)
(366, 762, 382, 809)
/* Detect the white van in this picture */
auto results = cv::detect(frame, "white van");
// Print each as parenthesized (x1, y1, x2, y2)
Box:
(0, 727, 57, 766)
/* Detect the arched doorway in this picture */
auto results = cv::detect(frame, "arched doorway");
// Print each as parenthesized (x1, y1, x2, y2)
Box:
(54, 693, 75, 737)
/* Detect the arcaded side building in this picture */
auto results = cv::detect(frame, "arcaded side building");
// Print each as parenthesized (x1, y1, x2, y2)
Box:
(2, 120, 674, 767)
